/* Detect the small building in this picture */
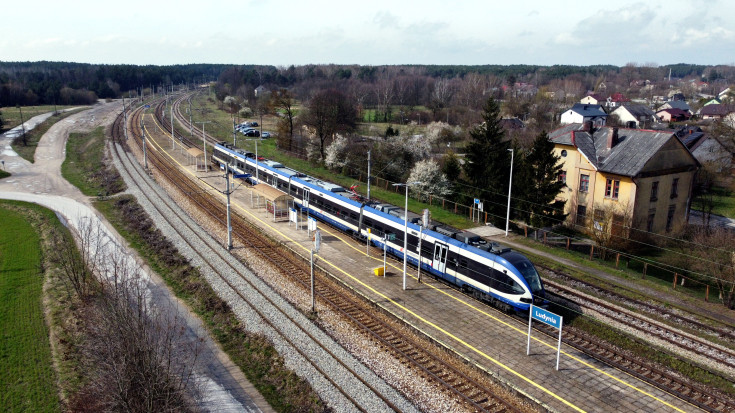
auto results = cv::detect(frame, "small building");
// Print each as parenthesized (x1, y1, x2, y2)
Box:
(699, 104, 735, 121)
(656, 108, 691, 123)
(657, 100, 692, 115)
(604, 93, 630, 109)
(610, 104, 657, 128)
(560, 103, 608, 126)
(499, 117, 525, 130)
(549, 122, 699, 234)
(676, 126, 732, 174)
(254, 85, 269, 98)
(249, 183, 293, 222)
(580, 93, 605, 105)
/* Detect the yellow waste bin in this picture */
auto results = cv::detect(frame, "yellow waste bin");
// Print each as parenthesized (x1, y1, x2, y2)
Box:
(373, 267, 385, 277)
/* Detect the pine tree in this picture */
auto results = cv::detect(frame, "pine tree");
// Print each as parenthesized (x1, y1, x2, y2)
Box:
(520, 130, 567, 228)
(463, 97, 510, 224)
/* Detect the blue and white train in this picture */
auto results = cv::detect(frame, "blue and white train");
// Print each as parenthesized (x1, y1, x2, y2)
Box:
(212, 142, 546, 312)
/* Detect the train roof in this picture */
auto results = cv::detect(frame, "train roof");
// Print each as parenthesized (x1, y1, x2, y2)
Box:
(214, 142, 521, 264)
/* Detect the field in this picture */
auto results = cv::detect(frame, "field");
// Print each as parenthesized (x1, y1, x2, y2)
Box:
(0, 105, 78, 132)
(61, 126, 125, 197)
(0, 203, 60, 412)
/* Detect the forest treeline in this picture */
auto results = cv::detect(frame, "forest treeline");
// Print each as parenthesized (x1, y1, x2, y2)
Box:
(0, 60, 726, 108)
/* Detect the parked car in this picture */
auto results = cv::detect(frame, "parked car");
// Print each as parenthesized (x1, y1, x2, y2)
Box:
(261, 131, 271, 138)
(244, 129, 260, 137)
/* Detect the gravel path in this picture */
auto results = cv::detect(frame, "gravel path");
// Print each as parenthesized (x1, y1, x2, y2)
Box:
(112, 137, 419, 412)
(0, 102, 266, 412)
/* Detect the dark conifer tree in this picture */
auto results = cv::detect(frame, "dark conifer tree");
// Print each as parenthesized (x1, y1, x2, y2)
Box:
(519, 130, 567, 228)
(462, 97, 510, 224)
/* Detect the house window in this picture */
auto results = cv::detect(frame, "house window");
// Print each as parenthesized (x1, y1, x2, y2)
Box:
(605, 178, 620, 199)
(558, 170, 566, 184)
(666, 205, 676, 232)
(670, 178, 679, 199)
(576, 205, 587, 226)
(650, 181, 659, 202)
(647, 210, 656, 232)
(579, 174, 590, 192)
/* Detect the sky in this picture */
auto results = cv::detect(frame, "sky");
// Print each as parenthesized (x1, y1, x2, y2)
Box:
(2, 0, 734, 67)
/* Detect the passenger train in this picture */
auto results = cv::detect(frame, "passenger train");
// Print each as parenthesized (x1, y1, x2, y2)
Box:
(212, 142, 546, 312)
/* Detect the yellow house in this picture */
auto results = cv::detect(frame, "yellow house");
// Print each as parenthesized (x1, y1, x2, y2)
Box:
(549, 122, 699, 235)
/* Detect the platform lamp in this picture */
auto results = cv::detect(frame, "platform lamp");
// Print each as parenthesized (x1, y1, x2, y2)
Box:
(392, 181, 421, 290)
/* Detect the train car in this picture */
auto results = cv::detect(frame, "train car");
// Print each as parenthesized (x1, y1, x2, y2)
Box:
(212, 142, 546, 311)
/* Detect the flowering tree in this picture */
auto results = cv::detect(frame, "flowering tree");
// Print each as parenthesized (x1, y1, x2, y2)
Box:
(324, 134, 348, 170)
(407, 159, 452, 201)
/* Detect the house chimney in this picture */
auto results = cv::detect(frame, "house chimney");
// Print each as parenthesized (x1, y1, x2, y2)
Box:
(607, 127, 619, 149)
(583, 120, 593, 132)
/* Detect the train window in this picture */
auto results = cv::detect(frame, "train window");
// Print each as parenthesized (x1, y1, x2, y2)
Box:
(460, 259, 468, 267)
(350, 213, 358, 220)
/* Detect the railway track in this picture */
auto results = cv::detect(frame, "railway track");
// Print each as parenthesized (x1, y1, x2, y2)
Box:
(164, 91, 735, 412)
(118, 99, 525, 412)
(539, 264, 735, 344)
(114, 103, 409, 412)
(545, 280, 735, 375)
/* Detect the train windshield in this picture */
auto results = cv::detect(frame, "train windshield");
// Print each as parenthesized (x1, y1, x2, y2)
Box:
(505, 254, 544, 295)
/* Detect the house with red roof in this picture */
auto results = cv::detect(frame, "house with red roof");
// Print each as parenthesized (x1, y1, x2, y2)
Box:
(656, 108, 691, 123)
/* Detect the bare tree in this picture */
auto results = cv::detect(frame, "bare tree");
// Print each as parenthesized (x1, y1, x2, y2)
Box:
(590, 201, 633, 259)
(75, 246, 202, 412)
(373, 76, 395, 122)
(50, 216, 108, 299)
(302, 89, 356, 161)
(690, 227, 735, 309)
(269, 89, 297, 151)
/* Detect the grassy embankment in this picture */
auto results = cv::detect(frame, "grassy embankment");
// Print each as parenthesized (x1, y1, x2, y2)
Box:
(64, 124, 325, 411)
(62, 127, 125, 196)
(0, 202, 62, 412)
(9, 107, 88, 163)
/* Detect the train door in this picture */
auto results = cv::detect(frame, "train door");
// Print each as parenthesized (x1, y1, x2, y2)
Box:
(432, 243, 448, 273)
(303, 188, 310, 208)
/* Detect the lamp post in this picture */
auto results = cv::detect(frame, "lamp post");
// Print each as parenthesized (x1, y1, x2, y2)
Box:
(506, 148, 514, 237)
(392, 181, 421, 290)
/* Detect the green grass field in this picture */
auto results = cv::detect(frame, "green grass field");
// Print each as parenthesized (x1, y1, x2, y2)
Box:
(0, 205, 60, 412)
(62, 127, 106, 195)
(707, 186, 735, 218)
(62, 126, 125, 196)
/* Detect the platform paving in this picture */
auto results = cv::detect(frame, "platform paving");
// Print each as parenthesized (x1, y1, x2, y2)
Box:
(143, 129, 699, 413)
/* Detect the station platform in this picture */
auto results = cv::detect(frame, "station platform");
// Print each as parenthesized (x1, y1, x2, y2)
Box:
(138, 122, 696, 413)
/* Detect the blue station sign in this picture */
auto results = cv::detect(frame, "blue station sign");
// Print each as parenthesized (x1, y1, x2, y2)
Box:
(531, 306, 562, 329)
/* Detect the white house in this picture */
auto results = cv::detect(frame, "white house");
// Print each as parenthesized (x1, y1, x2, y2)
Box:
(610, 104, 657, 128)
(580, 94, 605, 105)
(560, 103, 608, 126)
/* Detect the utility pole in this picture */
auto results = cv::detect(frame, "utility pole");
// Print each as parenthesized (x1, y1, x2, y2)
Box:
(367, 149, 371, 201)
(197, 121, 212, 171)
(122, 97, 129, 142)
(188, 98, 193, 138)
(17, 105, 26, 145)
(225, 163, 233, 250)
(140, 117, 148, 170)
(171, 98, 175, 150)
(233, 118, 237, 147)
